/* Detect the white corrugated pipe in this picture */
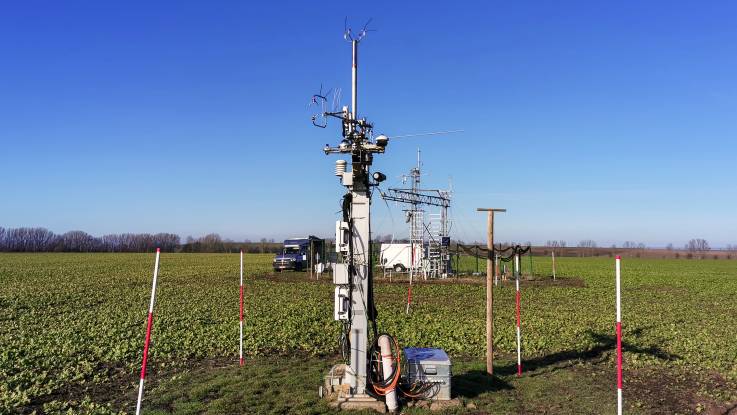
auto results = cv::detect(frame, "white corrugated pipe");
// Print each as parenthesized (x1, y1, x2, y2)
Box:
(378, 335, 398, 412)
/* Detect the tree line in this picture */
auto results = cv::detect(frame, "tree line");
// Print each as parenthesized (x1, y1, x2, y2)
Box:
(0, 227, 181, 252)
(0, 227, 289, 253)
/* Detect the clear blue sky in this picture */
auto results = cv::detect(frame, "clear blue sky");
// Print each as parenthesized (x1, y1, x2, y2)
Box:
(1, 1, 736, 247)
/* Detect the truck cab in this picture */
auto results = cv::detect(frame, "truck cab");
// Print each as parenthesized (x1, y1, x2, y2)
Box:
(273, 236, 324, 272)
(273, 239, 308, 271)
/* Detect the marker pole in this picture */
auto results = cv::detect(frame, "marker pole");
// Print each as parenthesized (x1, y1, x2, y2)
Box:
(135, 248, 161, 415)
(616, 255, 622, 415)
(240, 249, 244, 366)
(552, 251, 556, 281)
(406, 284, 412, 314)
(515, 253, 522, 377)
(407, 243, 414, 314)
(494, 254, 498, 286)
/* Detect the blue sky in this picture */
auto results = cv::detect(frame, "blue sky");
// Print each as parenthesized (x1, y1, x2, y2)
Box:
(1, 1, 736, 247)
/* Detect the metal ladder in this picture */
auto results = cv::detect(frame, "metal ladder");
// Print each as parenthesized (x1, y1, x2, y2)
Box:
(409, 209, 425, 278)
(427, 213, 443, 278)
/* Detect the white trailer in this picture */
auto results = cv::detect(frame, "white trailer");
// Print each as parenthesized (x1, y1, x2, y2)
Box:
(380, 243, 422, 272)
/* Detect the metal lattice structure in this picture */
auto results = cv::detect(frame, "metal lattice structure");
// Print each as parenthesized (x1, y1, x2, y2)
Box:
(380, 150, 452, 278)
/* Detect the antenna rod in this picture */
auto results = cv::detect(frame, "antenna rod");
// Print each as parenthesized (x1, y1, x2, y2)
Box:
(351, 40, 358, 123)
(390, 129, 465, 139)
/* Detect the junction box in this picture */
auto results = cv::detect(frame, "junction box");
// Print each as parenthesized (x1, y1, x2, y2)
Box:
(403, 348, 452, 401)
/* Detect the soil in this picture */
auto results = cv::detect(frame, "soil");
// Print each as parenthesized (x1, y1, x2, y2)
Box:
(626, 366, 737, 415)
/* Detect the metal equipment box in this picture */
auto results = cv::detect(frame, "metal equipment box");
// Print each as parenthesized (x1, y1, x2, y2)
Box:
(403, 347, 452, 401)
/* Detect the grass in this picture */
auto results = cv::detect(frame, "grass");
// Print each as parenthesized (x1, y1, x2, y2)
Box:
(1, 253, 737, 414)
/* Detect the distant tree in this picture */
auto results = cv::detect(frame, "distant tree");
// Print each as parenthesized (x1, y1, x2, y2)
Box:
(622, 241, 637, 249)
(666, 243, 674, 251)
(577, 239, 597, 257)
(685, 238, 710, 252)
(577, 240, 597, 248)
(199, 233, 224, 252)
(61, 231, 100, 252)
(637, 243, 646, 249)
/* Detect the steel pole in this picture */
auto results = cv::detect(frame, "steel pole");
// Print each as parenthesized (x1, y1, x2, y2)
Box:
(351, 40, 358, 122)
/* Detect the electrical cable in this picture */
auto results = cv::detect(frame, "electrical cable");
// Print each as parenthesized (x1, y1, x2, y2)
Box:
(367, 333, 401, 396)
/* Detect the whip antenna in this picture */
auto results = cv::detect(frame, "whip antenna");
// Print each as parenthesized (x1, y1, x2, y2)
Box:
(388, 129, 464, 139)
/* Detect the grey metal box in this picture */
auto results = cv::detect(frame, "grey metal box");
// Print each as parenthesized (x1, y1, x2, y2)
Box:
(333, 263, 349, 285)
(403, 347, 452, 401)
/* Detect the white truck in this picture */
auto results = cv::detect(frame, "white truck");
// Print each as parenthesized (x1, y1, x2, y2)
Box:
(379, 243, 422, 272)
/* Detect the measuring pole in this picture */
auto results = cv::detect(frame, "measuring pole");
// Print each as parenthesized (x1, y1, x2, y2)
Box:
(552, 250, 556, 280)
(477, 208, 506, 375)
(476, 245, 479, 274)
(135, 248, 161, 415)
(494, 253, 499, 286)
(515, 253, 522, 377)
(616, 255, 623, 415)
(407, 241, 413, 314)
(239, 249, 244, 366)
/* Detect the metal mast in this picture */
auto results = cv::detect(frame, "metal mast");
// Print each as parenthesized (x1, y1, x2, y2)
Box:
(313, 24, 388, 403)
(409, 149, 423, 281)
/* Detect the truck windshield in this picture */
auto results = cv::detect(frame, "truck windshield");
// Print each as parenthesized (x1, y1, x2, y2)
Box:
(284, 247, 301, 254)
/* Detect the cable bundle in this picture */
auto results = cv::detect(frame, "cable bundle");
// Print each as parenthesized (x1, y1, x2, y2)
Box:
(368, 334, 401, 396)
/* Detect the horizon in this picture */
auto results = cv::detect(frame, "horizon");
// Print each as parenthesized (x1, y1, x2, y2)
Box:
(2, 1, 736, 246)
(0, 224, 729, 250)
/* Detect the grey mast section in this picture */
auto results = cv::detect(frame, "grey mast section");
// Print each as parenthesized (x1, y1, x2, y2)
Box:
(348, 180, 370, 394)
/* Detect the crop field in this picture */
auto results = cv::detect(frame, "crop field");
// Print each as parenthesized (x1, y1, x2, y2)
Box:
(2, 253, 737, 414)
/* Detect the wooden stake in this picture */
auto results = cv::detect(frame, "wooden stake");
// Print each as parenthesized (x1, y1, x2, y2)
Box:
(477, 208, 506, 375)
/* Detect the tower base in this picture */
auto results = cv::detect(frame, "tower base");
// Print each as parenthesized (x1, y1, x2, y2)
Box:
(323, 364, 386, 413)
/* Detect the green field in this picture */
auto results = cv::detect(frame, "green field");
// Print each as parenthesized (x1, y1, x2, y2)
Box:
(2, 253, 736, 414)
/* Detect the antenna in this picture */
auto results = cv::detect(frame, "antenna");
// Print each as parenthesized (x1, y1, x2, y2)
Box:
(388, 129, 464, 139)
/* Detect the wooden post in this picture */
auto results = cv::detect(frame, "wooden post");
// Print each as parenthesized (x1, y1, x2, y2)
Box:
(552, 250, 556, 280)
(477, 208, 506, 375)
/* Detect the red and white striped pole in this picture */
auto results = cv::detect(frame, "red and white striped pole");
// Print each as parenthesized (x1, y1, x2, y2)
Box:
(515, 253, 522, 377)
(406, 285, 413, 315)
(135, 248, 161, 415)
(616, 255, 623, 415)
(239, 249, 244, 366)
(406, 243, 414, 314)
